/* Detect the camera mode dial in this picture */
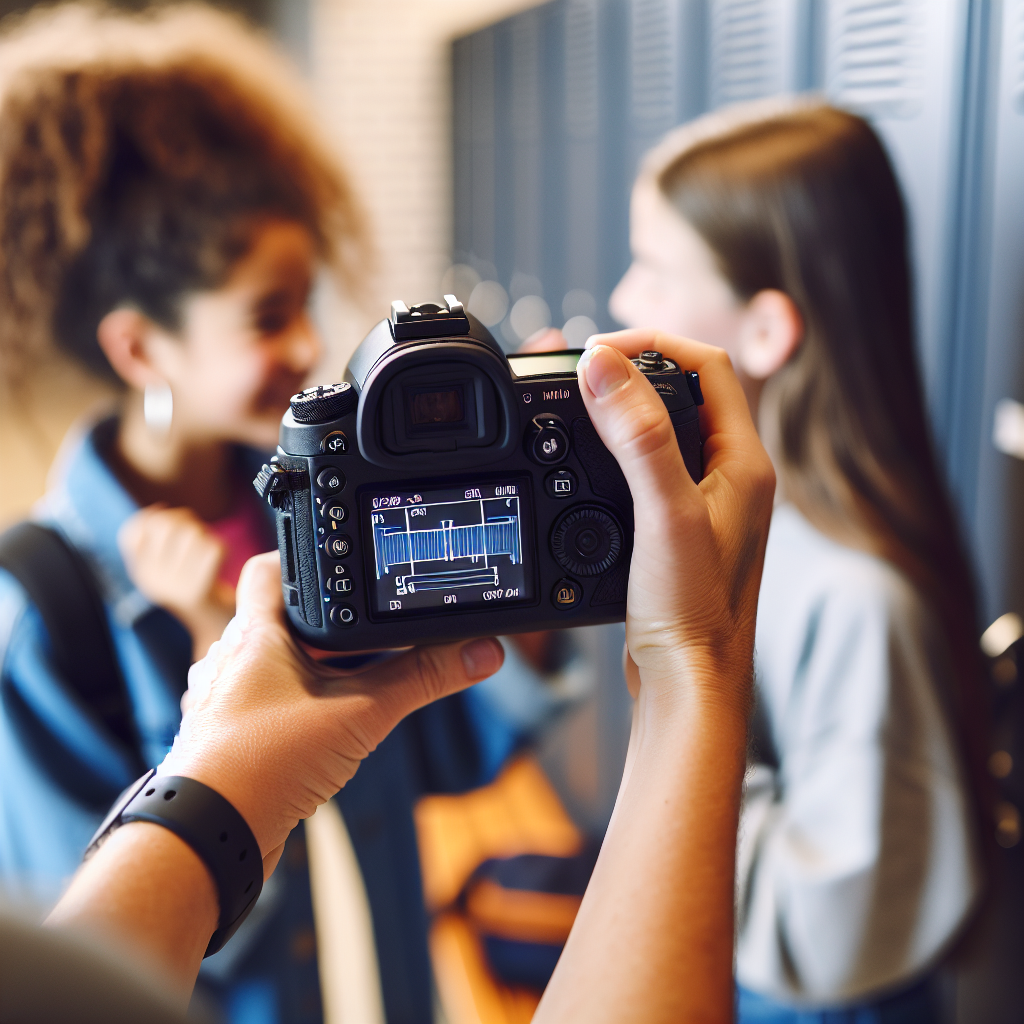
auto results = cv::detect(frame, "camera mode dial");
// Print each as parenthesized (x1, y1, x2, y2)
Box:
(290, 383, 357, 424)
(528, 414, 569, 465)
(550, 506, 623, 577)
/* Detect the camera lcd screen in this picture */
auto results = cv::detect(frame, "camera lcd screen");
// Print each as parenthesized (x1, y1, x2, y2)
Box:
(409, 388, 464, 425)
(363, 480, 534, 615)
(507, 352, 582, 378)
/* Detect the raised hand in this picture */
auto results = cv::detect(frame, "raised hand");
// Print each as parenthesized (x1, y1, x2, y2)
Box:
(119, 505, 235, 659)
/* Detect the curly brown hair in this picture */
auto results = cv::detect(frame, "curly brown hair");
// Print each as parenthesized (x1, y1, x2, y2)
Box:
(0, 2, 368, 390)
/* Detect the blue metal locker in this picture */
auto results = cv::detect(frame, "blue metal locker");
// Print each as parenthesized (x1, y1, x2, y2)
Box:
(449, 15, 1024, 1007)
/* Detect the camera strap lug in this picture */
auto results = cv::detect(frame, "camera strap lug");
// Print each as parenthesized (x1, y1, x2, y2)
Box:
(253, 463, 310, 509)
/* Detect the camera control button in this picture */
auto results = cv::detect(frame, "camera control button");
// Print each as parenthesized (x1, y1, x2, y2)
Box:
(330, 605, 357, 627)
(324, 504, 348, 523)
(550, 506, 623, 576)
(325, 535, 352, 559)
(327, 576, 353, 593)
(545, 469, 577, 499)
(320, 431, 350, 456)
(290, 382, 357, 424)
(316, 467, 345, 492)
(552, 578, 582, 610)
(528, 414, 569, 464)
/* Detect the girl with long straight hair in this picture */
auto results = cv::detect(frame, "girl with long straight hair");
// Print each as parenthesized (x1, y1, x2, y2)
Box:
(611, 99, 987, 1022)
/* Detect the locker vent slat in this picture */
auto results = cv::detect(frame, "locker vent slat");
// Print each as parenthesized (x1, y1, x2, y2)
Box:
(827, 0, 923, 118)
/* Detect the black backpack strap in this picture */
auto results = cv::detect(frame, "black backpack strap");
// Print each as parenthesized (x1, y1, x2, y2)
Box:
(0, 522, 145, 808)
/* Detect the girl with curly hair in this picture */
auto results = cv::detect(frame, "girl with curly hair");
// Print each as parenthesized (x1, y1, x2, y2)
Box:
(0, 7, 543, 1021)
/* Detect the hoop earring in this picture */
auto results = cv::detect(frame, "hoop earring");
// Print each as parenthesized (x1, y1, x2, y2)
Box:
(143, 381, 173, 436)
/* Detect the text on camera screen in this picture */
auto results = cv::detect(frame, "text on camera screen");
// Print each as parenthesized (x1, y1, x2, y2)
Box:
(362, 480, 534, 615)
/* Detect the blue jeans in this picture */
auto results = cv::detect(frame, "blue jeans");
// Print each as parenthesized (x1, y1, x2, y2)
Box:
(736, 976, 942, 1024)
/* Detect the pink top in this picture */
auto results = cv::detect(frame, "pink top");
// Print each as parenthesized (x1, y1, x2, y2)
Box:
(208, 493, 275, 588)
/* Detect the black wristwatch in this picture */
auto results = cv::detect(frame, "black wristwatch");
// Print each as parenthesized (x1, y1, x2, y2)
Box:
(85, 769, 264, 956)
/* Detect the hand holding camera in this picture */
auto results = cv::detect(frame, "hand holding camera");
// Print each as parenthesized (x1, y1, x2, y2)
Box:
(255, 297, 707, 651)
(577, 330, 775, 712)
(158, 553, 505, 875)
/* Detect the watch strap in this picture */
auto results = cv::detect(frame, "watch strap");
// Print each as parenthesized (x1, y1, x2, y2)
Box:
(86, 769, 264, 957)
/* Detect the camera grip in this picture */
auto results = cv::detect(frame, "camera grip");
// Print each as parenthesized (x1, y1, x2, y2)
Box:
(672, 415, 703, 483)
(284, 485, 321, 628)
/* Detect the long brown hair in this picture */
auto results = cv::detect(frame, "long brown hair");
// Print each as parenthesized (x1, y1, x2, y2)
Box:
(658, 104, 989, 838)
(0, 2, 368, 393)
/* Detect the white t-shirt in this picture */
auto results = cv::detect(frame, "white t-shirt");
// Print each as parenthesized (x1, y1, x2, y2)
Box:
(736, 505, 982, 1005)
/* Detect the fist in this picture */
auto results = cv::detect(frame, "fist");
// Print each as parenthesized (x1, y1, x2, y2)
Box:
(119, 506, 234, 658)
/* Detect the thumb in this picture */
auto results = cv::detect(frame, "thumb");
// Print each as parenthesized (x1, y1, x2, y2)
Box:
(577, 345, 695, 518)
(234, 551, 285, 626)
(344, 637, 506, 730)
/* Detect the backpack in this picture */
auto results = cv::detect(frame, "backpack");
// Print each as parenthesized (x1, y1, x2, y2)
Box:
(0, 522, 145, 810)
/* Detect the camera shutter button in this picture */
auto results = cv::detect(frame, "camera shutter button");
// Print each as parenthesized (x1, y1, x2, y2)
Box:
(528, 414, 569, 465)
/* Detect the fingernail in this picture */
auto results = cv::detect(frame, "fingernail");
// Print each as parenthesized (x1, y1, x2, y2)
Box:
(582, 345, 630, 397)
(461, 638, 501, 679)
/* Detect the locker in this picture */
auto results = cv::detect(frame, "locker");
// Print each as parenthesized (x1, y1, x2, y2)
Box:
(449, 4, 1024, 1012)
(966, 0, 1024, 625)
(823, 0, 974, 440)
(708, 0, 816, 106)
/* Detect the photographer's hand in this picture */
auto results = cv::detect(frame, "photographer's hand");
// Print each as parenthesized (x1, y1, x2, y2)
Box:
(47, 555, 503, 996)
(536, 330, 775, 1024)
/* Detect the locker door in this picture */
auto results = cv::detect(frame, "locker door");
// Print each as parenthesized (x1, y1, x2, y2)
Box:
(969, 0, 1024, 625)
(823, 0, 973, 438)
(628, 0, 708, 177)
(452, 28, 499, 281)
(708, 0, 815, 108)
(953, 13, 1024, 1017)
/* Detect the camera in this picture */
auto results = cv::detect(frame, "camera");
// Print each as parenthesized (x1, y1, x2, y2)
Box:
(254, 296, 703, 651)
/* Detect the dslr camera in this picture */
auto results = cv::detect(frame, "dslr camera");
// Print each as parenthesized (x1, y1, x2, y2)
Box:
(254, 297, 703, 651)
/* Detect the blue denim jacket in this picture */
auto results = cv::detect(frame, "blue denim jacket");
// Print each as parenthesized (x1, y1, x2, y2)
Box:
(0, 418, 190, 904)
(0, 416, 569, 1022)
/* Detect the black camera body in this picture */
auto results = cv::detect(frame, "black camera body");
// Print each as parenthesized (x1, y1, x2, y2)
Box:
(254, 297, 703, 651)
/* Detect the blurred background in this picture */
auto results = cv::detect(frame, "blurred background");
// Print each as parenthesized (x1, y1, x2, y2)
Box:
(1, 0, 1022, 1020)
(3, 0, 1023, 632)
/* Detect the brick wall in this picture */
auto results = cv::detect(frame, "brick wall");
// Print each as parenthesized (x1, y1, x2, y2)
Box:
(309, 0, 542, 374)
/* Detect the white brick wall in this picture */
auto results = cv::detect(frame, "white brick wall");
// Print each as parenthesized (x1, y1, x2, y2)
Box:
(309, 0, 542, 373)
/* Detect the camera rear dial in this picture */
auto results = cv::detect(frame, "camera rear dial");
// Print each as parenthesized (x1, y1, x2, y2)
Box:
(550, 506, 624, 577)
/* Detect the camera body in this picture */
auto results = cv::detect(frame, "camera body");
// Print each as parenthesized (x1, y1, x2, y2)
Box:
(254, 297, 702, 651)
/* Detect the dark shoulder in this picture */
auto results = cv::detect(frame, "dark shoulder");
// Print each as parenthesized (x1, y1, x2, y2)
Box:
(0, 908, 198, 1024)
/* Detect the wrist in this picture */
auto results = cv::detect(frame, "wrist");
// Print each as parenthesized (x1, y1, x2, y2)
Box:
(158, 747, 276, 858)
(85, 768, 266, 957)
(633, 643, 754, 730)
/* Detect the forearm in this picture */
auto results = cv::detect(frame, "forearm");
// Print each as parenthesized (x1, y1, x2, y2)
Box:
(45, 822, 219, 1000)
(537, 687, 748, 1024)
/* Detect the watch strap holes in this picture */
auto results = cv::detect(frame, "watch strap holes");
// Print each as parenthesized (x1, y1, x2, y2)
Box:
(145, 788, 155, 796)
(239, 848, 247, 861)
(163, 790, 176, 800)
